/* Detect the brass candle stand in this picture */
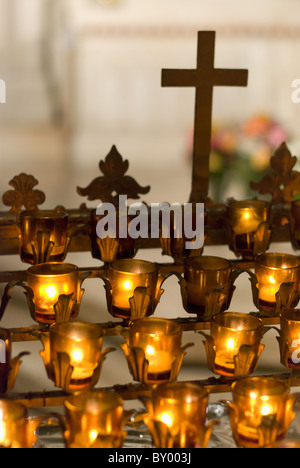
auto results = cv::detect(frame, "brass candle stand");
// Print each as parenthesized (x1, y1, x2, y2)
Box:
(0, 31, 300, 449)
(0, 141, 299, 448)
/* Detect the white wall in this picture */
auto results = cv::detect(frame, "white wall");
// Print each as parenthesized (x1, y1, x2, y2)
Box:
(63, 0, 300, 169)
(1, 0, 300, 170)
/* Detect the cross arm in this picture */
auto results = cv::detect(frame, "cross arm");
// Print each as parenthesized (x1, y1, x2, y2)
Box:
(161, 69, 198, 87)
(214, 68, 248, 87)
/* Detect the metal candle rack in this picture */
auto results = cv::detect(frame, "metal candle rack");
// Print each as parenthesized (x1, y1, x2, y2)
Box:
(0, 30, 300, 439)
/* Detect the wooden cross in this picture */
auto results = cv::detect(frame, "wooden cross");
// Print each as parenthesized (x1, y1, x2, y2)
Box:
(162, 31, 248, 203)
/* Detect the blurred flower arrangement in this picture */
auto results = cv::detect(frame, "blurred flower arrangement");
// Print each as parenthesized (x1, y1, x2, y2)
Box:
(188, 114, 290, 202)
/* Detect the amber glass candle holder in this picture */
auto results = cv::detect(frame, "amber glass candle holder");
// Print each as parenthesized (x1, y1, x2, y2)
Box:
(90, 209, 138, 263)
(254, 253, 300, 315)
(18, 210, 69, 264)
(200, 312, 265, 378)
(0, 328, 29, 394)
(0, 263, 90, 325)
(0, 401, 29, 448)
(121, 317, 191, 385)
(222, 376, 298, 448)
(143, 382, 214, 448)
(0, 329, 11, 393)
(63, 392, 130, 448)
(290, 200, 300, 250)
(159, 206, 206, 265)
(225, 199, 271, 260)
(277, 309, 300, 369)
(0, 400, 53, 448)
(40, 321, 114, 392)
(180, 256, 238, 321)
(104, 259, 170, 321)
(26, 262, 89, 324)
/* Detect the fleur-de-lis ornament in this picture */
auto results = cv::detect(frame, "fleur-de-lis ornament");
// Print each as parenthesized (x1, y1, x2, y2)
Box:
(77, 145, 151, 205)
(2, 173, 46, 214)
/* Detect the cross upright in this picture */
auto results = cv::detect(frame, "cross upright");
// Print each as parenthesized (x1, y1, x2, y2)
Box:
(162, 31, 248, 203)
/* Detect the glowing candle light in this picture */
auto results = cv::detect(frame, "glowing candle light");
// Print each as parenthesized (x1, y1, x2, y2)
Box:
(70, 346, 96, 381)
(211, 312, 264, 377)
(64, 392, 126, 448)
(108, 259, 159, 319)
(157, 412, 174, 428)
(27, 263, 80, 324)
(128, 318, 182, 383)
(0, 329, 11, 394)
(49, 321, 104, 390)
(226, 200, 270, 259)
(150, 382, 209, 448)
(0, 409, 6, 445)
(145, 344, 175, 375)
(0, 401, 28, 448)
(255, 253, 300, 312)
(89, 430, 98, 444)
(227, 377, 296, 448)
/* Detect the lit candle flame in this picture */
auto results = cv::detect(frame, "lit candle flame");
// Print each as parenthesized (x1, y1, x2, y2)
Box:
(39, 284, 58, 300)
(226, 338, 235, 351)
(122, 280, 133, 291)
(261, 404, 272, 416)
(89, 430, 98, 444)
(72, 349, 84, 363)
(158, 412, 174, 428)
(268, 276, 276, 284)
(146, 345, 155, 356)
(0, 409, 6, 444)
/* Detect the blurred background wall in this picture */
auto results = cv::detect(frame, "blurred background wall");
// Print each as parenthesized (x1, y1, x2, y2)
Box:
(1, 0, 300, 206)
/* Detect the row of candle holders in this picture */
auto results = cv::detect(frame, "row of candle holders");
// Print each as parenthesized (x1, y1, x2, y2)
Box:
(1, 206, 300, 449)
(1, 252, 299, 325)
(9, 200, 300, 267)
(1, 311, 300, 395)
(0, 375, 298, 449)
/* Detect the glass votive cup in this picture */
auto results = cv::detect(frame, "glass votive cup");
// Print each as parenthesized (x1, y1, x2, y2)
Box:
(0, 400, 28, 448)
(159, 205, 205, 264)
(226, 199, 271, 259)
(0, 400, 57, 448)
(208, 312, 264, 378)
(47, 321, 105, 391)
(63, 392, 126, 448)
(108, 259, 159, 320)
(254, 253, 300, 313)
(0, 329, 11, 393)
(183, 256, 233, 318)
(27, 263, 82, 324)
(90, 209, 137, 263)
(144, 382, 209, 448)
(125, 318, 183, 384)
(291, 200, 300, 250)
(279, 309, 300, 369)
(19, 210, 69, 264)
(225, 376, 297, 448)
